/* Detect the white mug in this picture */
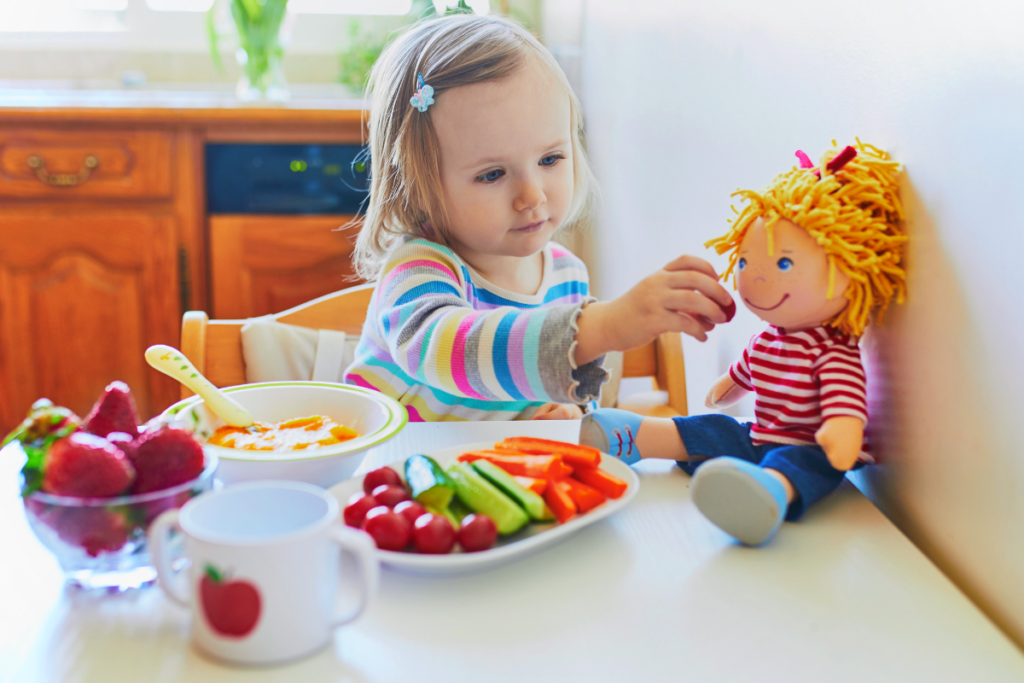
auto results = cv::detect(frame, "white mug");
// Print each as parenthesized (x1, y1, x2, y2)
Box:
(149, 480, 378, 666)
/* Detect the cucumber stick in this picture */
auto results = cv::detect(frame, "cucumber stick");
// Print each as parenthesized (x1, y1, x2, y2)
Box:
(405, 454, 456, 510)
(446, 462, 529, 535)
(471, 460, 554, 522)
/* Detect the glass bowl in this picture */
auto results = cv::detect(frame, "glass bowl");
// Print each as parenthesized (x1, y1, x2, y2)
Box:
(22, 452, 218, 591)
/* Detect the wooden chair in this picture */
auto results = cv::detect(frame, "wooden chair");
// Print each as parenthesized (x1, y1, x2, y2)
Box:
(179, 284, 688, 416)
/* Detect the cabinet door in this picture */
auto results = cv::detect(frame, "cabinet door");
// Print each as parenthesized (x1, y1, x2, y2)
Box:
(209, 215, 363, 319)
(0, 210, 180, 433)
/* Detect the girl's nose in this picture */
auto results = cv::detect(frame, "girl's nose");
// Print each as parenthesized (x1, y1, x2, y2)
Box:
(513, 179, 545, 213)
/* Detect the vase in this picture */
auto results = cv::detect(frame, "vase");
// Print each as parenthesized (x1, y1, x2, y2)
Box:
(236, 46, 289, 102)
(230, 3, 294, 103)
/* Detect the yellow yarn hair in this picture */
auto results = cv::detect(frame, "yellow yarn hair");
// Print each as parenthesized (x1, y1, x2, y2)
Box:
(705, 140, 907, 337)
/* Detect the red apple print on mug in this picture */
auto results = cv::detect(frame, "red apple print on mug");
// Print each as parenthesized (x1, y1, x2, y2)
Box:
(200, 564, 261, 638)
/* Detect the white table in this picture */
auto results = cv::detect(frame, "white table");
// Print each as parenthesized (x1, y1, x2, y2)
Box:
(3, 421, 1023, 683)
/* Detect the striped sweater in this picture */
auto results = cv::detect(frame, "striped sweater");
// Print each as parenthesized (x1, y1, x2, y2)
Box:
(344, 238, 607, 422)
(729, 325, 871, 462)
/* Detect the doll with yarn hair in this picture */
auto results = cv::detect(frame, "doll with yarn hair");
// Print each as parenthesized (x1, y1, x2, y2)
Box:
(580, 141, 907, 546)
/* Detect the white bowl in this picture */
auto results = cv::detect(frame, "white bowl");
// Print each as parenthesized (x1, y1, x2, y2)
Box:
(162, 382, 407, 488)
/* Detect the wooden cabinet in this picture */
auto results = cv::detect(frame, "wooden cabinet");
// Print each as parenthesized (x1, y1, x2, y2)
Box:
(0, 129, 173, 199)
(0, 100, 366, 434)
(0, 210, 180, 429)
(209, 215, 362, 319)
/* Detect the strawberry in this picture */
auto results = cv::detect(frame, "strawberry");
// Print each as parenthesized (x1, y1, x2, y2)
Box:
(55, 507, 129, 557)
(106, 431, 139, 462)
(42, 433, 136, 498)
(131, 425, 205, 494)
(83, 381, 141, 438)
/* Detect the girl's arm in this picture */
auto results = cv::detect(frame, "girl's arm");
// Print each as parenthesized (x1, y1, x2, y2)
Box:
(374, 240, 605, 405)
(573, 255, 735, 365)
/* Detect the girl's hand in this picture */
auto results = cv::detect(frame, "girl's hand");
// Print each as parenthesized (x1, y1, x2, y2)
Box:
(574, 255, 734, 365)
(531, 403, 585, 420)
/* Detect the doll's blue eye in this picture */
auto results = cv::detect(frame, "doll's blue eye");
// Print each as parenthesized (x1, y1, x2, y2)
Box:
(738, 258, 747, 271)
(777, 257, 793, 271)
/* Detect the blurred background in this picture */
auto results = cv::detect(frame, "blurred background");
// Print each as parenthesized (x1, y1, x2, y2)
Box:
(2, 0, 1024, 653)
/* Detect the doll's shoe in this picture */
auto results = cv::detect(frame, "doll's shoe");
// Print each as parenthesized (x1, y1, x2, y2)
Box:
(690, 457, 788, 546)
(579, 408, 644, 465)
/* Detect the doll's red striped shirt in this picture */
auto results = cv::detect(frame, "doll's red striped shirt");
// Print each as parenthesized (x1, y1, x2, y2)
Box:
(729, 325, 871, 462)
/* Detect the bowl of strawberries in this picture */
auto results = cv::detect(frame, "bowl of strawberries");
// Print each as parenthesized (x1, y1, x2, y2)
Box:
(4, 382, 217, 591)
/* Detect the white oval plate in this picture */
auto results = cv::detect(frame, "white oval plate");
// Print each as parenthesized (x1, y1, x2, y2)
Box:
(328, 441, 640, 575)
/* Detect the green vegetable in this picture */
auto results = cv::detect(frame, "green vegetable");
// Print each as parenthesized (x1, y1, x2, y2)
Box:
(445, 462, 528, 536)
(3, 399, 79, 497)
(471, 460, 554, 522)
(405, 454, 456, 510)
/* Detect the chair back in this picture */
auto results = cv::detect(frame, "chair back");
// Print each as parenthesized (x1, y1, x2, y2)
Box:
(179, 283, 687, 415)
(618, 333, 689, 417)
(178, 283, 374, 400)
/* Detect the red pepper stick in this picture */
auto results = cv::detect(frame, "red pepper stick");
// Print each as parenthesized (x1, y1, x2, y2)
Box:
(456, 452, 569, 479)
(543, 479, 577, 523)
(497, 437, 602, 469)
(572, 466, 628, 499)
(556, 478, 606, 514)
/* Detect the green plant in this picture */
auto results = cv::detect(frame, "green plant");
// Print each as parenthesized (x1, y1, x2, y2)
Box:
(336, 0, 481, 93)
(208, 0, 290, 97)
(337, 19, 386, 91)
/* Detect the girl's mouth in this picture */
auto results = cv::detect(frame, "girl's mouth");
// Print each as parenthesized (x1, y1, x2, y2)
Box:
(514, 219, 546, 233)
(744, 293, 790, 311)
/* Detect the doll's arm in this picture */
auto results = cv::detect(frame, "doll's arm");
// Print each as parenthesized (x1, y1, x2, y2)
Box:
(815, 417, 864, 471)
(705, 373, 749, 409)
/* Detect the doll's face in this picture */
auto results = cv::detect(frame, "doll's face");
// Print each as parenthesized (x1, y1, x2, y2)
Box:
(736, 217, 851, 331)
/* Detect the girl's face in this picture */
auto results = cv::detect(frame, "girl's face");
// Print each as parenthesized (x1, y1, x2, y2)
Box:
(431, 56, 574, 266)
(737, 217, 852, 331)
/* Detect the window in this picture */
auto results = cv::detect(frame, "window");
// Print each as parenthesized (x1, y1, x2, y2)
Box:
(1, 0, 414, 33)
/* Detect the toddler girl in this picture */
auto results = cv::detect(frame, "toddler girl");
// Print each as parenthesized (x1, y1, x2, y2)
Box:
(345, 14, 732, 421)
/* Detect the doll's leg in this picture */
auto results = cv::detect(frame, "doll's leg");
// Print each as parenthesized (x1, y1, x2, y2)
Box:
(759, 446, 848, 521)
(579, 408, 686, 465)
(690, 458, 790, 546)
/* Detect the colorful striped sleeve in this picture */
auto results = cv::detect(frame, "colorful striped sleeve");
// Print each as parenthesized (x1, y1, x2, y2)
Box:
(373, 239, 606, 404)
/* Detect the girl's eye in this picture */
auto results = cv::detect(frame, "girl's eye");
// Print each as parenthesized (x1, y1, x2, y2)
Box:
(777, 257, 793, 271)
(540, 154, 564, 167)
(738, 258, 747, 271)
(477, 169, 505, 183)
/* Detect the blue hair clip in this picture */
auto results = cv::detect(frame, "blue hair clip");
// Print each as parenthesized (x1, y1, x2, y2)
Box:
(410, 73, 434, 113)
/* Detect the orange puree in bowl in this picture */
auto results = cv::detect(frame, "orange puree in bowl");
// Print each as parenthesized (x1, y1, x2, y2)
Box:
(207, 415, 359, 451)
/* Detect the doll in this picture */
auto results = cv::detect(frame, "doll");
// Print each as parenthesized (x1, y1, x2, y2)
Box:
(580, 141, 907, 545)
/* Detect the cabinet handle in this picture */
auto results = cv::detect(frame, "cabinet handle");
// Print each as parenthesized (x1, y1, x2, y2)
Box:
(26, 154, 99, 188)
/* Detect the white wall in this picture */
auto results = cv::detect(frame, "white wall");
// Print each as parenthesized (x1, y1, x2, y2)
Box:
(580, 0, 1024, 647)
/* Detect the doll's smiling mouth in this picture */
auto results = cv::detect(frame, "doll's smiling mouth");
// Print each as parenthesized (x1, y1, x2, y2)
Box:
(744, 293, 790, 311)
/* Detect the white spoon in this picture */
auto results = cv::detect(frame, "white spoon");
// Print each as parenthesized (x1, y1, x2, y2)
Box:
(145, 344, 255, 429)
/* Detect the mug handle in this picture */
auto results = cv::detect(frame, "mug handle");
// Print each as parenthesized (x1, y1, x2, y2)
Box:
(149, 510, 191, 607)
(330, 525, 380, 627)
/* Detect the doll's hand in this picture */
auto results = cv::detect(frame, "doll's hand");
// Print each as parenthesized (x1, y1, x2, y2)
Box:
(705, 373, 749, 409)
(574, 255, 734, 364)
(531, 403, 585, 421)
(815, 416, 864, 471)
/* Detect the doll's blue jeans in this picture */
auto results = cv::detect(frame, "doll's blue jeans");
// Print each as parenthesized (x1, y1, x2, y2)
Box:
(672, 414, 863, 520)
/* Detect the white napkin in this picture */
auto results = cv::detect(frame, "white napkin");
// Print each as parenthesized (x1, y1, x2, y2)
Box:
(240, 317, 359, 384)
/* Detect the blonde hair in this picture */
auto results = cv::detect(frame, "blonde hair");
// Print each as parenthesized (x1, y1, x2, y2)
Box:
(705, 140, 907, 337)
(352, 14, 595, 281)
